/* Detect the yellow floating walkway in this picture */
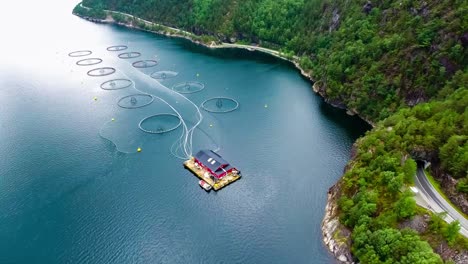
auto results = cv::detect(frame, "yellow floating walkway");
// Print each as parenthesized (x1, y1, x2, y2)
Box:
(184, 157, 241, 191)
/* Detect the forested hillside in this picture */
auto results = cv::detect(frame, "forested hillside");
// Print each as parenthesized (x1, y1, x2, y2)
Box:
(75, 0, 468, 262)
(80, 0, 467, 121)
(337, 86, 467, 263)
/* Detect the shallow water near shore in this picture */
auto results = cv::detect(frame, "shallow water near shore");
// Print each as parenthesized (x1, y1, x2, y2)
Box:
(0, 1, 369, 263)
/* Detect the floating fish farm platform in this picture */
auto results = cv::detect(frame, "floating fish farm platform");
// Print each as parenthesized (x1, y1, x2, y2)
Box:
(184, 150, 241, 191)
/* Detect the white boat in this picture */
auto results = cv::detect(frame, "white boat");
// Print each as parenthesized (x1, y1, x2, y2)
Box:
(199, 180, 212, 191)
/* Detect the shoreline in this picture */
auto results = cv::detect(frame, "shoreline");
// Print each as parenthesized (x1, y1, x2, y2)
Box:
(76, 5, 297, 64)
(73, 4, 468, 264)
(73, 4, 368, 263)
(74, 4, 375, 128)
(322, 180, 354, 264)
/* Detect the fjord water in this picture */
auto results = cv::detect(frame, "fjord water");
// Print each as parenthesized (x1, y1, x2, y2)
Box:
(0, 1, 369, 263)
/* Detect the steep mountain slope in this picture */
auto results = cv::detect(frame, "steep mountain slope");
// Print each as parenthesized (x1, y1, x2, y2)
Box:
(81, 0, 467, 121)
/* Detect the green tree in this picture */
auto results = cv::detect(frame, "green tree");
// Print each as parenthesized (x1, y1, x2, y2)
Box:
(395, 192, 416, 219)
(440, 136, 468, 179)
(402, 158, 417, 184)
(456, 177, 468, 193)
(443, 221, 461, 245)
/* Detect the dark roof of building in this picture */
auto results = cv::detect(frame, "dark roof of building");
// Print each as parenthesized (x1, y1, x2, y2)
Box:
(194, 150, 229, 173)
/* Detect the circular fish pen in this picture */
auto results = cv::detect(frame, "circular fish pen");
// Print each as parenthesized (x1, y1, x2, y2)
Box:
(76, 58, 103, 66)
(100, 79, 133, 90)
(68, 50, 92, 57)
(201, 97, 239, 113)
(132, 60, 158, 68)
(87, 67, 116, 77)
(172, 81, 205, 94)
(118, 52, 141, 59)
(107, 45, 128, 51)
(138, 113, 182, 134)
(117, 94, 154, 109)
(150, 71, 178, 80)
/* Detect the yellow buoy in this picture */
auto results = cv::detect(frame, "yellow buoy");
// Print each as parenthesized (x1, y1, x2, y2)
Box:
(209, 124, 213, 127)
(264, 104, 268, 108)
(137, 147, 142, 152)
(111, 118, 115, 121)
(93, 97, 98, 101)
(196, 73, 200, 77)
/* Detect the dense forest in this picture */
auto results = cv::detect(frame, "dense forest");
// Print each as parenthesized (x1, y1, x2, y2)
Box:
(75, 0, 467, 263)
(79, 0, 467, 121)
(338, 86, 467, 263)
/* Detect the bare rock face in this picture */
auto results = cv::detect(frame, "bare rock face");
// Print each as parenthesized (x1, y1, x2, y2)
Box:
(329, 8, 340, 32)
(399, 214, 429, 233)
(431, 165, 468, 215)
(439, 56, 459, 74)
(420, 2, 430, 17)
(409, 148, 437, 163)
(440, 174, 468, 214)
(363, 1, 373, 14)
(322, 182, 355, 264)
(216, 33, 228, 43)
(191, 26, 204, 35)
(312, 81, 347, 109)
(453, 252, 468, 264)
(405, 90, 428, 106)
(400, 213, 468, 264)
(460, 32, 468, 47)
(410, 1, 429, 17)
(434, 239, 468, 263)
(236, 32, 245, 41)
(250, 35, 260, 45)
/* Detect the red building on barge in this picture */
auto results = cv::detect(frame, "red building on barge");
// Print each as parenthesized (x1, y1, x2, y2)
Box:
(193, 150, 238, 179)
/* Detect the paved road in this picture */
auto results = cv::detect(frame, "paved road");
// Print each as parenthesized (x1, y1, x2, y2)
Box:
(414, 168, 468, 237)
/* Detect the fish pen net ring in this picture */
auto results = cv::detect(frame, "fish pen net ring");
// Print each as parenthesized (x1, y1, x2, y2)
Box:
(68, 50, 92, 57)
(107, 45, 128, 51)
(172, 81, 205, 94)
(87, 67, 116, 77)
(132, 60, 158, 68)
(100, 79, 133, 90)
(138, 113, 182, 134)
(150, 71, 178, 80)
(76, 58, 103, 66)
(118, 52, 141, 59)
(117, 94, 154, 109)
(201, 97, 239, 113)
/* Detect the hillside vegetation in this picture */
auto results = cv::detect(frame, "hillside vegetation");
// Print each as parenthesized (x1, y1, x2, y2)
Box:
(76, 0, 467, 262)
(339, 86, 467, 263)
(81, 0, 467, 121)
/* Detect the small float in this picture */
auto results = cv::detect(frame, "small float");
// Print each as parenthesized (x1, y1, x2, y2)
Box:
(184, 150, 241, 191)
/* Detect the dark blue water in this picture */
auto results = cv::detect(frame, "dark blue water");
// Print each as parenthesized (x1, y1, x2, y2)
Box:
(0, 1, 369, 263)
